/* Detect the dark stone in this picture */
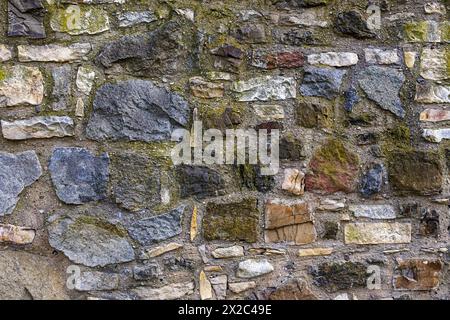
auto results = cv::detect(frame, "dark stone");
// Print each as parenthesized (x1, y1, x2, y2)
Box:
(8, 0, 45, 38)
(358, 66, 405, 118)
(86, 80, 190, 142)
(49, 148, 109, 205)
(176, 165, 225, 199)
(233, 24, 266, 43)
(96, 20, 197, 76)
(445, 149, 450, 169)
(273, 29, 318, 46)
(419, 209, 439, 237)
(279, 134, 304, 160)
(126, 206, 184, 245)
(300, 67, 346, 100)
(310, 262, 367, 292)
(356, 132, 378, 145)
(388, 150, 443, 195)
(51, 65, 72, 111)
(238, 164, 275, 192)
(399, 203, 420, 218)
(211, 45, 244, 59)
(297, 102, 333, 129)
(322, 221, 339, 240)
(255, 122, 284, 131)
(202, 107, 242, 131)
(163, 257, 195, 271)
(110, 152, 160, 212)
(360, 163, 384, 197)
(133, 263, 162, 281)
(273, 0, 332, 8)
(343, 87, 360, 112)
(203, 198, 259, 242)
(347, 113, 374, 127)
(334, 11, 376, 39)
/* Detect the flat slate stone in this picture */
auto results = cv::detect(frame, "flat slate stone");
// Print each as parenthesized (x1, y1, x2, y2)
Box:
(176, 165, 225, 199)
(359, 163, 384, 197)
(49, 148, 109, 204)
(8, 0, 45, 38)
(0, 151, 42, 216)
(300, 67, 346, 100)
(86, 80, 190, 142)
(1, 116, 74, 140)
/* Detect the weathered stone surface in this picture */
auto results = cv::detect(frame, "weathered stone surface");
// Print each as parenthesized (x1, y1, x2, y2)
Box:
(298, 248, 333, 257)
(0, 65, 44, 107)
(203, 198, 259, 242)
(0, 151, 42, 216)
(273, 11, 328, 27)
(267, 279, 318, 300)
(76, 66, 95, 95)
(297, 101, 333, 128)
(237, 259, 274, 278)
(423, 128, 450, 143)
(424, 2, 446, 14)
(86, 80, 189, 142)
(176, 165, 224, 199)
(239, 165, 275, 193)
(48, 214, 135, 267)
(265, 201, 316, 244)
(211, 275, 227, 300)
(305, 139, 359, 193)
(344, 223, 412, 244)
(0, 45, 13, 62)
(311, 262, 367, 292)
(420, 48, 448, 81)
(118, 11, 158, 27)
(144, 242, 183, 258)
(1, 116, 74, 140)
(133, 281, 195, 300)
(51, 65, 72, 111)
(419, 209, 439, 237)
(279, 134, 304, 160)
(364, 48, 400, 65)
(251, 49, 304, 69)
(282, 169, 305, 195)
(317, 199, 345, 211)
(274, 0, 331, 8)
(18, 44, 91, 62)
(300, 67, 346, 99)
(75, 271, 121, 291)
(211, 245, 244, 259)
(233, 24, 266, 43)
(415, 83, 449, 103)
(404, 51, 416, 68)
(253, 105, 285, 122)
(8, 0, 45, 38)
(359, 164, 384, 197)
(229, 281, 256, 294)
(0, 224, 35, 244)
(358, 66, 405, 118)
(49, 148, 109, 204)
(110, 152, 160, 212)
(394, 259, 443, 291)
(232, 76, 296, 101)
(349, 205, 396, 220)
(307, 52, 358, 67)
(126, 206, 184, 246)
(96, 20, 197, 76)
(387, 151, 443, 195)
(0, 250, 68, 299)
(189, 77, 224, 98)
(420, 108, 450, 122)
(133, 262, 162, 281)
(50, 5, 110, 35)
(334, 11, 375, 38)
(199, 270, 213, 300)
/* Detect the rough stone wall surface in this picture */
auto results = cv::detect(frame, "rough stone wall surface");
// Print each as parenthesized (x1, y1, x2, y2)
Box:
(0, 0, 449, 300)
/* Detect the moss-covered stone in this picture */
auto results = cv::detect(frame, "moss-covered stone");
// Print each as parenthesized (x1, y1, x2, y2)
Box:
(238, 164, 275, 192)
(382, 124, 412, 154)
(297, 101, 334, 129)
(404, 21, 428, 42)
(49, 5, 110, 35)
(310, 262, 367, 293)
(279, 133, 304, 160)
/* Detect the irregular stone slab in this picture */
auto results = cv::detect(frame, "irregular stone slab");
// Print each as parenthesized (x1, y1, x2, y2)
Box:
(297, 101, 333, 128)
(18, 43, 92, 62)
(51, 65, 72, 111)
(423, 128, 450, 143)
(0, 224, 35, 244)
(8, 0, 45, 38)
(266, 279, 318, 300)
(424, 2, 446, 14)
(387, 150, 443, 195)
(274, 11, 328, 27)
(254, 105, 285, 122)
(189, 77, 224, 98)
(359, 164, 384, 197)
(203, 198, 259, 242)
(0, 151, 42, 216)
(237, 259, 274, 278)
(281, 168, 305, 195)
(49, 148, 109, 204)
(50, 5, 110, 35)
(311, 262, 367, 292)
(251, 49, 304, 69)
(126, 206, 184, 245)
(233, 23, 267, 43)
(132, 281, 195, 300)
(229, 281, 256, 293)
(210, 275, 227, 300)
(364, 48, 400, 65)
(0, 250, 68, 299)
(86, 80, 189, 142)
(420, 108, 450, 122)
(48, 214, 135, 267)
(305, 139, 359, 193)
(1, 116, 74, 140)
(404, 51, 416, 68)
(232, 76, 296, 101)
(317, 199, 346, 211)
(394, 259, 443, 291)
(298, 248, 333, 257)
(300, 67, 346, 100)
(211, 245, 244, 259)
(199, 270, 213, 300)
(307, 52, 358, 67)
(358, 66, 405, 118)
(0, 65, 44, 107)
(344, 223, 411, 244)
(96, 20, 197, 76)
(76, 66, 95, 95)
(118, 11, 158, 27)
(75, 271, 121, 291)
(415, 83, 449, 103)
(144, 242, 183, 258)
(176, 165, 225, 199)
(420, 48, 448, 81)
(0, 45, 12, 62)
(334, 11, 375, 38)
(133, 263, 162, 280)
(349, 205, 396, 219)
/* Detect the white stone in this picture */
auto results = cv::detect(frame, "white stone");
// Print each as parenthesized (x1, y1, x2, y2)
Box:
(420, 48, 448, 81)
(424, 3, 446, 15)
(281, 168, 305, 195)
(404, 51, 417, 69)
(0, 224, 35, 245)
(349, 205, 396, 219)
(317, 199, 346, 212)
(211, 245, 244, 259)
(132, 281, 195, 300)
(75, 98, 85, 118)
(0, 66, 44, 107)
(1, 116, 74, 140)
(274, 11, 328, 28)
(18, 44, 92, 62)
(307, 52, 359, 67)
(344, 223, 411, 244)
(254, 105, 285, 122)
(364, 48, 400, 65)
(229, 281, 256, 293)
(415, 83, 450, 103)
(118, 11, 158, 27)
(422, 128, 450, 143)
(74, 271, 120, 291)
(0, 45, 12, 62)
(175, 9, 195, 22)
(237, 259, 274, 278)
(76, 67, 96, 95)
(232, 76, 296, 102)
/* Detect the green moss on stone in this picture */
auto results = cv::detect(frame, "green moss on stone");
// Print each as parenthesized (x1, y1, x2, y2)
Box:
(382, 124, 412, 155)
(404, 21, 428, 42)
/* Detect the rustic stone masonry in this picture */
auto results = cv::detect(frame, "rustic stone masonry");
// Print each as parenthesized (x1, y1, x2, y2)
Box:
(0, 0, 449, 300)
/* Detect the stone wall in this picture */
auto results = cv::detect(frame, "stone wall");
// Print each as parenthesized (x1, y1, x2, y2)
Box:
(0, 0, 449, 300)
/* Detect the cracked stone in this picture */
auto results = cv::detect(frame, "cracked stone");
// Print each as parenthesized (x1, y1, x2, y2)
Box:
(1, 116, 74, 140)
